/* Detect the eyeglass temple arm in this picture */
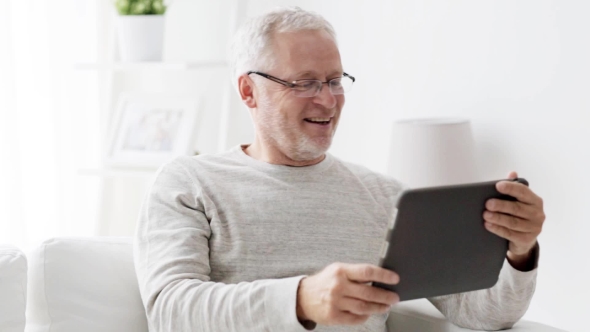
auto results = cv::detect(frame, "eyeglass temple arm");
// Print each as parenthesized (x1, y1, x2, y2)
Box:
(246, 71, 296, 88)
(343, 72, 355, 83)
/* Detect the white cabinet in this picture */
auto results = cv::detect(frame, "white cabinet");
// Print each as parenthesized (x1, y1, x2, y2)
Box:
(75, 0, 252, 235)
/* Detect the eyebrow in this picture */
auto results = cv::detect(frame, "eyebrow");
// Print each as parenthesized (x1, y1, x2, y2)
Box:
(292, 70, 344, 80)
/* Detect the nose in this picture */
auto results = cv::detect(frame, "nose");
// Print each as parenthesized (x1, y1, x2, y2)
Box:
(313, 83, 337, 109)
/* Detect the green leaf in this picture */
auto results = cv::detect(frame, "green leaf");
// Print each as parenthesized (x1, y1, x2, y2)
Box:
(115, 0, 166, 15)
(114, 0, 130, 15)
(152, 0, 166, 15)
(130, 2, 147, 15)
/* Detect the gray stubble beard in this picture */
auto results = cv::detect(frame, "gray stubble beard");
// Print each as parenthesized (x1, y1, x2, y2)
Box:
(256, 96, 335, 162)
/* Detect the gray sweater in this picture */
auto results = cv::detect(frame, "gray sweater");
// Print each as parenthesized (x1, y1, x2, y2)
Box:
(134, 145, 538, 332)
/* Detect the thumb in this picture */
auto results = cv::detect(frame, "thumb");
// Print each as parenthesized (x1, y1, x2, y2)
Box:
(507, 171, 518, 179)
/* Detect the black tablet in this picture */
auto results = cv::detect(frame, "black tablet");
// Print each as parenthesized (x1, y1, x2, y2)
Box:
(372, 178, 528, 301)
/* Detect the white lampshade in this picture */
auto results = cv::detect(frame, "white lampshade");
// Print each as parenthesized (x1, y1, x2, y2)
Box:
(388, 118, 479, 188)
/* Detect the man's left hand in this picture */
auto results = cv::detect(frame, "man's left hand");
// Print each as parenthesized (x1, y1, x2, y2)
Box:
(483, 171, 545, 270)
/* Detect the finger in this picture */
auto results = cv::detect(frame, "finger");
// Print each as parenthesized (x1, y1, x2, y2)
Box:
(343, 282, 399, 306)
(485, 199, 537, 220)
(507, 171, 518, 179)
(484, 222, 537, 245)
(337, 296, 392, 316)
(483, 211, 541, 233)
(344, 264, 399, 285)
(495, 181, 541, 205)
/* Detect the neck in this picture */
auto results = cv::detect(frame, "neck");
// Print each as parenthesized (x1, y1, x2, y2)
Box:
(243, 137, 325, 167)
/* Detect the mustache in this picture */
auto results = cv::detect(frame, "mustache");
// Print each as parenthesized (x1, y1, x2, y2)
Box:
(303, 107, 337, 118)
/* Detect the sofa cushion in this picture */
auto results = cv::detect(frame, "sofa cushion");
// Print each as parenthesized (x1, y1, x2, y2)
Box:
(387, 299, 566, 332)
(25, 237, 148, 332)
(0, 245, 27, 332)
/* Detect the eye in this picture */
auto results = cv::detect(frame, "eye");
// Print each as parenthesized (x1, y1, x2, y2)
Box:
(330, 79, 343, 88)
(293, 81, 319, 91)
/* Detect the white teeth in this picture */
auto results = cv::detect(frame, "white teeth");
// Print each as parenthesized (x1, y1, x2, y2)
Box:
(307, 117, 331, 122)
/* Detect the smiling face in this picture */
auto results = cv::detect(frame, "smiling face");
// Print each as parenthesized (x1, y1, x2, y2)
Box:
(247, 29, 345, 164)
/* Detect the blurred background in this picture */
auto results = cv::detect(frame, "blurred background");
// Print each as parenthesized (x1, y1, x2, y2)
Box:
(0, 0, 588, 330)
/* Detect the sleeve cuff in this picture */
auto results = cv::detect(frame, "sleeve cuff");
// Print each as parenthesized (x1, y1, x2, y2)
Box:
(502, 242, 540, 283)
(264, 275, 316, 331)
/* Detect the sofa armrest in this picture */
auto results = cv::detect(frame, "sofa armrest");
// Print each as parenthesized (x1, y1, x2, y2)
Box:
(387, 299, 565, 332)
(25, 237, 148, 332)
(0, 245, 27, 332)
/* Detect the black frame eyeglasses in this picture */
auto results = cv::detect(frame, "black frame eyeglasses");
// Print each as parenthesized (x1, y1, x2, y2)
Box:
(247, 71, 355, 98)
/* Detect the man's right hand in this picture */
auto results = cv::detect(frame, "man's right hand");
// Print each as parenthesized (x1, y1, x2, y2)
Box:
(296, 263, 400, 326)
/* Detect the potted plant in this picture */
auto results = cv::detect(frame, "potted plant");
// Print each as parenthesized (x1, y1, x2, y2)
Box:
(114, 0, 168, 61)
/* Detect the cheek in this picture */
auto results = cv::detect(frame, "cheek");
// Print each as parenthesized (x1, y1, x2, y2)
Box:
(337, 95, 345, 110)
(280, 99, 308, 122)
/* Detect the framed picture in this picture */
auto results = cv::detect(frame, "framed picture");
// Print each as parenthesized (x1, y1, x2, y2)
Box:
(106, 92, 201, 168)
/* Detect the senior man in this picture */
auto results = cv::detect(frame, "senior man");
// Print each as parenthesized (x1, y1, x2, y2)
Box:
(134, 7, 544, 332)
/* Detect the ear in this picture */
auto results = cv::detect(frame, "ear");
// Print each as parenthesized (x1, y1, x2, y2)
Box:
(237, 74, 257, 108)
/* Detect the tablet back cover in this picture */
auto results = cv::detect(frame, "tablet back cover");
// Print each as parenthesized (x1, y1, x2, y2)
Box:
(373, 180, 510, 301)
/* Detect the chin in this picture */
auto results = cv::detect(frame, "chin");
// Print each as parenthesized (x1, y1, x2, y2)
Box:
(290, 137, 332, 161)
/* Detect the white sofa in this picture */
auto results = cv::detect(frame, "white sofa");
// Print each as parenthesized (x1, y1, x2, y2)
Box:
(19, 237, 565, 332)
(0, 245, 27, 332)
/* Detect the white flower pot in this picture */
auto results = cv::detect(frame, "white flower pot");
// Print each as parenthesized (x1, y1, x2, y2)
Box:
(116, 15, 165, 62)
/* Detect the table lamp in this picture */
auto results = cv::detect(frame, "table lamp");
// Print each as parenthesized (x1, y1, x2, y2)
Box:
(387, 118, 479, 188)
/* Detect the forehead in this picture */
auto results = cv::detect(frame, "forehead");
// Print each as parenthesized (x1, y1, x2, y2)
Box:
(268, 29, 342, 78)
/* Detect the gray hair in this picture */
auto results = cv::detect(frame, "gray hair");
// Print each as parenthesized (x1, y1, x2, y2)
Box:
(229, 7, 337, 86)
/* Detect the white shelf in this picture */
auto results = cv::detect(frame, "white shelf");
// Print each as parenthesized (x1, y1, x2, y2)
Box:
(78, 167, 157, 178)
(74, 60, 228, 71)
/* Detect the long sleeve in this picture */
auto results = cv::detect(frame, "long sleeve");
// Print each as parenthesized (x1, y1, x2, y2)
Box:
(133, 160, 312, 332)
(428, 243, 539, 330)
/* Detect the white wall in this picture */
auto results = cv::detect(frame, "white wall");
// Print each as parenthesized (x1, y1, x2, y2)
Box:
(104, 0, 588, 330)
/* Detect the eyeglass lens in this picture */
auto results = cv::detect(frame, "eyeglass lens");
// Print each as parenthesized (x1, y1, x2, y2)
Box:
(292, 77, 353, 97)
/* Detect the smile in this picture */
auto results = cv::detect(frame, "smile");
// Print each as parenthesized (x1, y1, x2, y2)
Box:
(304, 117, 332, 125)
